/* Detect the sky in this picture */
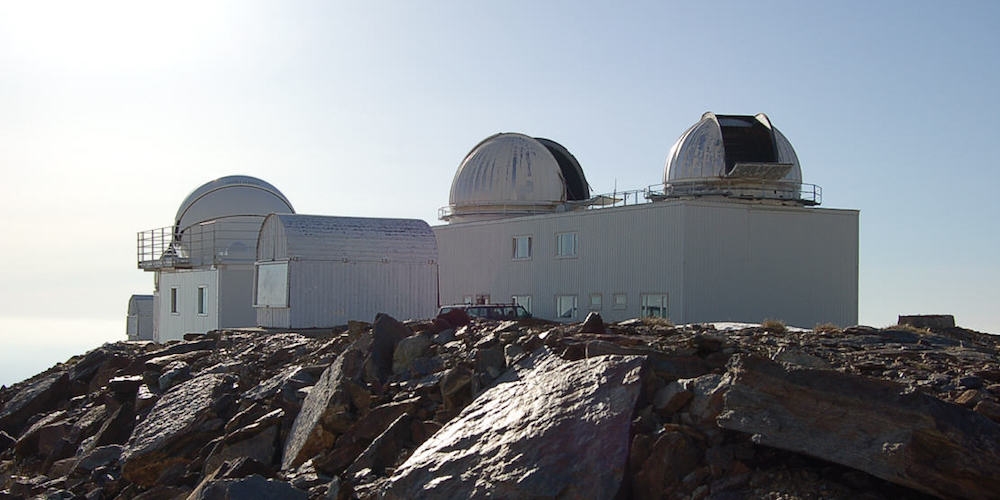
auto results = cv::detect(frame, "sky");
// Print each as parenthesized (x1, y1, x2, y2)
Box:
(1, 1, 998, 386)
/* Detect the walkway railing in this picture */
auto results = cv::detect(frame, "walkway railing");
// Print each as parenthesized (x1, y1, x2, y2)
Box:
(137, 219, 264, 270)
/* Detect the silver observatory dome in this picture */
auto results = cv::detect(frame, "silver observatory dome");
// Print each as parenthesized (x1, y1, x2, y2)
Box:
(174, 175, 295, 234)
(660, 113, 819, 205)
(442, 133, 589, 222)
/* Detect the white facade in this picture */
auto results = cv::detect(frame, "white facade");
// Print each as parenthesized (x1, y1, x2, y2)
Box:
(126, 294, 154, 341)
(434, 199, 858, 327)
(255, 214, 439, 329)
(435, 112, 860, 328)
(136, 175, 295, 342)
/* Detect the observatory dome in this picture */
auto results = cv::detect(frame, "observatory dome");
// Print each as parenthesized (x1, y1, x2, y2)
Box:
(444, 133, 589, 222)
(661, 113, 816, 204)
(175, 175, 295, 233)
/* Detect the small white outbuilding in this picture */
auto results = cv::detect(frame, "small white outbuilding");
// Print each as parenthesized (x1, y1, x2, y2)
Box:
(126, 294, 154, 341)
(254, 214, 439, 329)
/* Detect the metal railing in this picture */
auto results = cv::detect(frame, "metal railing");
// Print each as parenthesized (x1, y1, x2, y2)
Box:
(435, 182, 823, 222)
(137, 218, 264, 270)
(646, 181, 822, 206)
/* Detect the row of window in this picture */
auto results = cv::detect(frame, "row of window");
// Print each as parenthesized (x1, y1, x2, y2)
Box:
(168, 286, 209, 315)
(512, 232, 578, 260)
(466, 293, 668, 320)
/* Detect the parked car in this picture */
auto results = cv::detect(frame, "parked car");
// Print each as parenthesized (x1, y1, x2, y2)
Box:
(437, 303, 531, 321)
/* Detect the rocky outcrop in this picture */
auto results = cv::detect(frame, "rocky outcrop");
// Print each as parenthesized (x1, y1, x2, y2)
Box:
(718, 354, 1000, 499)
(1, 316, 999, 499)
(380, 350, 644, 499)
(281, 346, 365, 470)
(122, 373, 238, 486)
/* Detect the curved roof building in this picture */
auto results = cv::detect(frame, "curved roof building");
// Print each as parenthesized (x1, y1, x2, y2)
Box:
(661, 113, 818, 205)
(442, 133, 589, 222)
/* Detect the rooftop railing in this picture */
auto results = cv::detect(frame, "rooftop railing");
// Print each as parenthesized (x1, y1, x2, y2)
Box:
(137, 218, 264, 270)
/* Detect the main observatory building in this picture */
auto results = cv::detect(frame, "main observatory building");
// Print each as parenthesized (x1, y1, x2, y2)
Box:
(434, 112, 859, 327)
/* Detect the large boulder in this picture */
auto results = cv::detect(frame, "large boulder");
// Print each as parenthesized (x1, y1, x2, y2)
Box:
(380, 351, 645, 499)
(0, 371, 69, 435)
(717, 354, 1000, 499)
(281, 347, 366, 470)
(121, 373, 238, 487)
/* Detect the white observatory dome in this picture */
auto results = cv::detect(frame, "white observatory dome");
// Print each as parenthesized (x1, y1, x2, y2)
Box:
(443, 133, 589, 222)
(175, 175, 295, 233)
(661, 112, 817, 205)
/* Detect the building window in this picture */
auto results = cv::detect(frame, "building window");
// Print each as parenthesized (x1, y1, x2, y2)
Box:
(641, 294, 669, 319)
(613, 293, 627, 310)
(555, 232, 577, 257)
(512, 235, 532, 260)
(255, 261, 289, 307)
(556, 295, 578, 320)
(197, 286, 208, 315)
(169, 287, 178, 314)
(590, 293, 602, 310)
(512, 295, 532, 314)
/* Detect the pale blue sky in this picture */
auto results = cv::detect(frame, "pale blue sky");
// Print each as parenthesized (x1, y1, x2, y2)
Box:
(1, 1, 998, 386)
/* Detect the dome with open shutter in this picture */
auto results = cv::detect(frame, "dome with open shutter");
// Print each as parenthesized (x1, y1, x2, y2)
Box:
(442, 133, 589, 222)
(661, 113, 819, 205)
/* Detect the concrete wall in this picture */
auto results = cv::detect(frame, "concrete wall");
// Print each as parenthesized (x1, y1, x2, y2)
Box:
(434, 199, 858, 327)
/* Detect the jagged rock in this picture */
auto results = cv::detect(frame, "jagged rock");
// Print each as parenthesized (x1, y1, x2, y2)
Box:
(392, 334, 432, 375)
(717, 354, 1000, 499)
(204, 414, 281, 476)
(0, 371, 68, 435)
(631, 426, 703, 498)
(653, 380, 693, 415)
(975, 399, 1000, 422)
(580, 312, 606, 333)
(369, 314, 411, 380)
(4, 316, 1000, 499)
(473, 346, 505, 379)
(109, 375, 144, 397)
(72, 444, 123, 475)
(190, 474, 307, 500)
(380, 351, 644, 499)
(157, 361, 192, 392)
(281, 347, 365, 470)
(345, 413, 415, 480)
(121, 373, 237, 487)
(0, 429, 14, 453)
(313, 397, 420, 476)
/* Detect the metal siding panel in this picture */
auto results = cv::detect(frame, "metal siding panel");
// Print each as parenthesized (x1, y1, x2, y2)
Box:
(217, 266, 255, 328)
(286, 261, 437, 328)
(434, 200, 857, 326)
(434, 202, 688, 323)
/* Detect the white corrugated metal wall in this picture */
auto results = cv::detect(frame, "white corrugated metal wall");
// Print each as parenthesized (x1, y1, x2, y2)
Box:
(256, 214, 439, 328)
(434, 199, 858, 327)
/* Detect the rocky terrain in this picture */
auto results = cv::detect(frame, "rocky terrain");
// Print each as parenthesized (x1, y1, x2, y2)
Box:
(1, 312, 999, 499)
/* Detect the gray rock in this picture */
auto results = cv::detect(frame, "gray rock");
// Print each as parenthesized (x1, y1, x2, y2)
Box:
(158, 361, 192, 392)
(579, 312, 606, 333)
(190, 474, 307, 500)
(392, 334, 432, 375)
(370, 313, 411, 379)
(0, 371, 68, 435)
(717, 354, 1000, 499)
(121, 373, 237, 487)
(281, 347, 365, 470)
(72, 444, 123, 474)
(653, 380, 693, 415)
(380, 351, 644, 499)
